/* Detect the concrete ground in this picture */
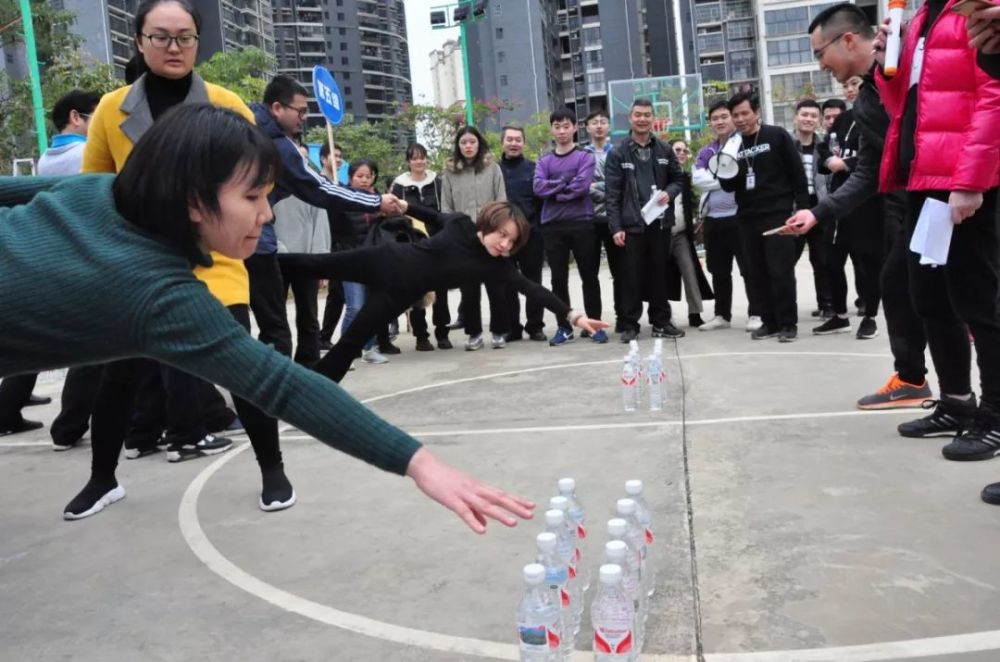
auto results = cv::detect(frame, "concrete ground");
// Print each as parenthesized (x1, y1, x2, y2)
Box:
(3, 257, 999, 662)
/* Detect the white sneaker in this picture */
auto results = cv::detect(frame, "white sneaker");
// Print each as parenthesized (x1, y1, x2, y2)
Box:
(745, 316, 763, 332)
(465, 334, 484, 351)
(491, 333, 506, 349)
(699, 316, 731, 331)
(362, 348, 389, 364)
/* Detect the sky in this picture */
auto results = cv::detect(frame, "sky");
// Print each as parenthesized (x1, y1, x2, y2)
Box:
(403, 0, 460, 105)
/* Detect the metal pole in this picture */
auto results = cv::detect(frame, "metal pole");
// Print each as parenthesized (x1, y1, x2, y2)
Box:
(18, 0, 48, 155)
(459, 21, 474, 126)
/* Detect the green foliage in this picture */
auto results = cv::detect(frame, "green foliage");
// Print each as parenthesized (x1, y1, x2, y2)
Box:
(304, 115, 407, 184)
(195, 47, 274, 104)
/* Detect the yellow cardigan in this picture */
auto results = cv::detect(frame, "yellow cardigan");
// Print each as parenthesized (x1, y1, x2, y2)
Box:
(83, 78, 255, 307)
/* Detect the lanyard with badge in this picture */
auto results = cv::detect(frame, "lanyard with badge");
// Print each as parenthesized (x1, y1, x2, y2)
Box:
(743, 130, 760, 190)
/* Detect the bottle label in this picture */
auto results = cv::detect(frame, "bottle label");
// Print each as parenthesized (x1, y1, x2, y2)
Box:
(518, 623, 561, 650)
(645, 527, 654, 545)
(621, 375, 637, 386)
(568, 564, 577, 579)
(594, 628, 634, 654)
(577, 523, 587, 539)
(560, 587, 571, 608)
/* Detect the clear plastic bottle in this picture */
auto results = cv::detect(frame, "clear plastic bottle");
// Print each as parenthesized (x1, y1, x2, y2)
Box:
(615, 499, 648, 599)
(605, 540, 643, 655)
(591, 564, 637, 661)
(557, 477, 587, 541)
(624, 480, 656, 597)
(829, 132, 841, 157)
(621, 356, 639, 412)
(549, 495, 588, 591)
(535, 532, 574, 656)
(645, 353, 664, 411)
(607, 518, 647, 628)
(545, 509, 582, 633)
(516, 563, 564, 661)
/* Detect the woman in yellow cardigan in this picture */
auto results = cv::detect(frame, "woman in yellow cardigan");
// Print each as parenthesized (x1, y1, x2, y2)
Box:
(66, 0, 292, 520)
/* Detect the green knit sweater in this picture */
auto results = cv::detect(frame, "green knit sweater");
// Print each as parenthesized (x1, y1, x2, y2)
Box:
(0, 175, 421, 475)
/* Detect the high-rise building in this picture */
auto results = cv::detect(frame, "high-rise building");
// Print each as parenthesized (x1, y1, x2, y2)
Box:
(465, 0, 562, 128)
(685, 0, 761, 100)
(273, 0, 327, 123)
(55, 0, 138, 80)
(430, 39, 464, 109)
(197, 0, 275, 56)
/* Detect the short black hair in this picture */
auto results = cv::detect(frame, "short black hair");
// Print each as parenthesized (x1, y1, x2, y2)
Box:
(319, 142, 342, 160)
(348, 158, 379, 186)
(500, 125, 525, 141)
(727, 91, 759, 113)
(264, 75, 308, 107)
(795, 98, 821, 112)
(631, 98, 654, 110)
(405, 142, 428, 161)
(451, 125, 489, 173)
(549, 108, 577, 125)
(821, 98, 848, 113)
(585, 108, 610, 123)
(135, 0, 201, 38)
(808, 3, 875, 40)
(707, 99, 730, 118)
(113, 104, 279, 264)
(51, 90, 101, 131)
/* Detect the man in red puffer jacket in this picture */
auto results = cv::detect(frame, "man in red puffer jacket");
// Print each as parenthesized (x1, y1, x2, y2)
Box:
(875, 0, 1000, 472)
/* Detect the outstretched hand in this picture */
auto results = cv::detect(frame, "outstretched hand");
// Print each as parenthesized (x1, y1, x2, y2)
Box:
(406, 448, 535, 534)
(572, 316, 610, 335)
(784, 209, 818, 236)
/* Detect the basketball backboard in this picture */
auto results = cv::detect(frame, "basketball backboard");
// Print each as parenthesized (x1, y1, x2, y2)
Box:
(608, 74, 705, 137)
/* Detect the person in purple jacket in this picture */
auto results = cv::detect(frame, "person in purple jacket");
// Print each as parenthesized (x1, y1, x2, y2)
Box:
(532, 108, 605, 346)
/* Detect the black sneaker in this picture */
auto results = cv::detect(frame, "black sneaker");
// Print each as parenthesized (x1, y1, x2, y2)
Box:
(505, 332, 524, 342)
(813, 316, 851, 335)
(942, 404, 1000, 461)
(981, 481, 1000, 505)
(166, 434, 233, 463)
(689, 314, 705, 328)
(124, 434, 169, 460)
(25, 394, 51, 407)
(437, 337, 453, 350)
(260, 464, 297, 512)
(528, 331, 548, 342)
(415, 337, 435, 351)
(819, 307, 835, 320)
(0, 418, 43, 436)
(898, 396, 977, 439)
(619, 328, 638, 343)
(64, 477, 125, 520)
(778, 325, 798, 343)
(652, 323, 685, 339)
(856, 317, 878, 339)
(319, 338, 334, 352)
(751, 324, 779, 340)
(378, 342, 402, 355)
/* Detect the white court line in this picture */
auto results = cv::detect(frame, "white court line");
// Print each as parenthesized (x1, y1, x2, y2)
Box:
(177, 351, 998, 661)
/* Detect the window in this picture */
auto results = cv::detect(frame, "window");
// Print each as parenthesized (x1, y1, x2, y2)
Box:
(585, 49, 602, 69)
(342, 72, 350, 80)
(498, 50, 505, 63)
(766, 37, 812, 66)
(582, 25, 601, 47)
(495, 27, 503, 39)
(342, 56, 349, 65)
(729, 50, 757, 81)
(337, 0, 343, 4)
(340, 42, 347, 50)
(345, 86, 351, 94)
(693, 2, 721, 25)
(337, 12, 344, 20)
(698, 26, 724, 52)
(339, 28, 346, 35)
(764, 7, 808, 37)
(500, 74, 508, 86)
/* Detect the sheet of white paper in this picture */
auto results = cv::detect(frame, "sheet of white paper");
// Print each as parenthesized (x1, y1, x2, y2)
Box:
(908, 197, 953, 266)
(642, 193, 670, 225)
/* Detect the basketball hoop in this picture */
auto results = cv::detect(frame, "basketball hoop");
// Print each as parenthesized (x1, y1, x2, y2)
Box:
(651, 117, 669, 133)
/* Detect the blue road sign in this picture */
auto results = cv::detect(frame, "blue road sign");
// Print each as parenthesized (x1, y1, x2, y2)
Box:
(312, 65, 344, 125)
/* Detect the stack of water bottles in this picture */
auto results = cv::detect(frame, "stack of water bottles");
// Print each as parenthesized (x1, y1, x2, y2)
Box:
(516, 478, 656, 661)
(621, 339, 665, 412)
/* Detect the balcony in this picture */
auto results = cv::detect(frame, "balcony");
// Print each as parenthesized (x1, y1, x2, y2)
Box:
(693, 3, 722, 25)
(697, 32, 725, 54)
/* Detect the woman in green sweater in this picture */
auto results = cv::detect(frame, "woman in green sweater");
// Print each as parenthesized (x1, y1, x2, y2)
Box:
(0, 103, 533, 535)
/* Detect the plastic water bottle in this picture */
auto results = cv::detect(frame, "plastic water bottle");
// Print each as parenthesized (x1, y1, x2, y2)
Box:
(517, 563, 564, 661)
(621, 356, 639, 412)
(550, 495, 588, 591)
(607, 518, 647, 627)
(605, 540, 644, 654)
(615, 499, 648, 599)
(645, 353, 664, 411)
(829, 132, 841, 158)
(557, 477, 587, 541)
(591, 564, 637, 661)
(624, 480, 656, 597)
(653, 338, 663, 355)
(536, 532, 575, 655)
(545, 509, 582, 633)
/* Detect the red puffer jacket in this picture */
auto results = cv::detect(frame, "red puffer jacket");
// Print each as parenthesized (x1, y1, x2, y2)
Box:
(877, 0, 1000, 194)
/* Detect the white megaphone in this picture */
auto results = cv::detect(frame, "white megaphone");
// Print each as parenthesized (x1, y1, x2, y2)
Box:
(708, 133, 741, 180)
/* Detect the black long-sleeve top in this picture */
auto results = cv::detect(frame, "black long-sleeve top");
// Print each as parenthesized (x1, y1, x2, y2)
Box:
(719, 123, 810, 216)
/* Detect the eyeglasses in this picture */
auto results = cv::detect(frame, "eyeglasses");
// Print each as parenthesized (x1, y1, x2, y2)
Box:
(587, 119, 609, 126)
(281, 103, 310, 119)
(143, 33, 199, 49)
(812, 31, 855, 60)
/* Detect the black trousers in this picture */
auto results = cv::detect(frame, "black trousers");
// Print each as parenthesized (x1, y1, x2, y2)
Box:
(246, 253, 293, 357)
(796, 223, 832, 311)
(316, 290, 411, 382)
(50, 365, 102, 445)
(278, 257, 321, 365)
(703, 216, 753, 321)
(0, 373, 38, 426)
(541, 221, 602, 331)
(89, 305, 283, 480)
(828, 241, 881, 317)
(619, 224, 672, 331)
(461, 280, 508, 336)
(594, 219, 624, 326)
(409, 288, 451, 341)
(907, 189, 1000, 407)
(881, 200, 927, 385)
(320, 280, 345, 343)
(739, 213, 799, 328)
(507, 226, 546, 336)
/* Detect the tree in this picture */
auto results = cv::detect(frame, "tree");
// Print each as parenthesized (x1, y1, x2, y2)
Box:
(304, 116, 405, 180)
(196, 47, 274, 104)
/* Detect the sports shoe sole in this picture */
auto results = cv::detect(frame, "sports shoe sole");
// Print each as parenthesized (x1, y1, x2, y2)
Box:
(813, 326, 852, 335)
(942, 446, 1000, 462)
(124, 446, 163, 460)
(166, 443, 233, 463)
(259, 490, 298, 512)
(856, 330, 880, 339)
(63, 485, 126, 521)
(898, 428, 961, 439)
(52, 441, 77, 452)
(857, 396, 932, 410)
(751, 333, 779, 340)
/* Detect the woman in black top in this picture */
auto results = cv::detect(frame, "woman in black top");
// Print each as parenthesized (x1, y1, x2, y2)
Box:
(281, 202, 608, 383)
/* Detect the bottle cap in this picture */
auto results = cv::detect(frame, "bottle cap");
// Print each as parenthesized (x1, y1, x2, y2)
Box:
(523, 563, 546, 584)
(607, 518, 628, 538)
(629, 340, 639, 352)
(536, 531, 557, 552)
(558, 477, 576, 494)
(545, 509, 565, 527)
(616, 498, 637, 516)
(549, 495, 569, 511)
(599, 563, 623, 586)
(624, 480, 643, 496)
(605, 540, 627, 563)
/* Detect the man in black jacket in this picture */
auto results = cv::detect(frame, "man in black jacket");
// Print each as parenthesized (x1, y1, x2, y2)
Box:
(605, 98, 686, 342)
(721, 92, 809, 342)
(499, 125, 547, 342)
(786, 3, 931, 409)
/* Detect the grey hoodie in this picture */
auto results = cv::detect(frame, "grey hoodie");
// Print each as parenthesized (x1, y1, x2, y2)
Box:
(440, 154, 506, 219)
(36, 142, 85, 177)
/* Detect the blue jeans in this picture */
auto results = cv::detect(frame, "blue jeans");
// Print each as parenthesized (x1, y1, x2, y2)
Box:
(342, 281, 376, 350)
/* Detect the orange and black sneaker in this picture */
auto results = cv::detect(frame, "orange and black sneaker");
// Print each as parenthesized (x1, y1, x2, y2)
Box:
(856, 373, 933, 410)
